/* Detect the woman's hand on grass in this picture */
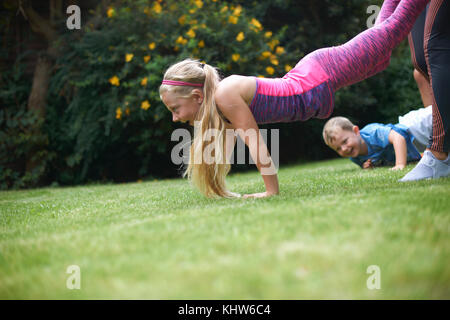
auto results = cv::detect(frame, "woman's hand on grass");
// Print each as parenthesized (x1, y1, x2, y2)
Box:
(242, 191, 278, 199)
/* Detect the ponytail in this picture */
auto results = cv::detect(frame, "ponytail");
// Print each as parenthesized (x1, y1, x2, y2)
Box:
(160, 59, 236, 198)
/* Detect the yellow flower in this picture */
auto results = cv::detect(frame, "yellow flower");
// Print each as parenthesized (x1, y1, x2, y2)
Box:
(125, 53, 134, 62)
(176, 36, 188, 45)
(189, 8, 196, 14)
(228, 15, 238, 24)
(220, 6, 228, 13)
(125, 107, 130, 116)
(148, 42, 156, 50)
(232, 54, 240, 62)
(194, 0, 203, 8)
(267, 39, 279, 50)
(198, 40, 205, 48)
(140, 77, 148, 86)
(178, 15, 186, 25)
(233, 5, 242, 17)
(109, 76, 120, 86)
(266, 66, 275, 75)
(236, 32, 245, 42)
(275, 46, 285, 55)
(285, 64, 293, 72)
(270, 58, 279, 66)
(265, 31, 272, 38)
(143, 7, 150, 15)
(153, 2, 162, 14)
(116, 107, 122, 119)
(141, 100, 151, 110)
(261, 51, 271, 59)
(186, 29, 196, 38)
(250, 18, 262, 31)
(107, 7, 115, 18)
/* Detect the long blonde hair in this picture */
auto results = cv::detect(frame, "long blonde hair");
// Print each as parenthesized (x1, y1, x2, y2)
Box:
(160, 59, 236, 198)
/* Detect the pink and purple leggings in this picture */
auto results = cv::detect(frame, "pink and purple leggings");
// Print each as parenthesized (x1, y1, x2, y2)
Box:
(249, 0, 430, 125)
(409, 0, 450, 153)
(311, 0, 428, 91)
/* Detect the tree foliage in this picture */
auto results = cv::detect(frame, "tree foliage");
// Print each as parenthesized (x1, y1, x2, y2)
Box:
(1, 0, 422, 189)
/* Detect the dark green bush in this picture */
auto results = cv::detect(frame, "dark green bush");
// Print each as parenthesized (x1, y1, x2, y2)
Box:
(0, 56, 55, 189)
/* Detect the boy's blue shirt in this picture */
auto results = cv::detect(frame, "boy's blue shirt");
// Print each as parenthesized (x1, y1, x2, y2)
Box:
(350, 123, 422, 167)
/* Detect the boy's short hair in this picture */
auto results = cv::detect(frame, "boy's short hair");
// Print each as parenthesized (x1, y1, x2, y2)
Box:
(322, 116, 355, 146)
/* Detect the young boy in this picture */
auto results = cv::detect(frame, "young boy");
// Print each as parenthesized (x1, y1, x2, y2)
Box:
(322, 107, 432, 170)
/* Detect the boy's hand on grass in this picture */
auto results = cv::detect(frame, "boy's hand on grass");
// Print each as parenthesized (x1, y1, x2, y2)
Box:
(362, 159, 374, 169)
(242, 191, 277, 199)
(390, 164, 406, 171)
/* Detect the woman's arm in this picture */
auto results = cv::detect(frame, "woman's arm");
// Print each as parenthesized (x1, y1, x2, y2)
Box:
(216, 77, 279, 198)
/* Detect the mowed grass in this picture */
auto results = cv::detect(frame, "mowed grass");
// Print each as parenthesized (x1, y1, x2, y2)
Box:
(0, 159, 449, 299)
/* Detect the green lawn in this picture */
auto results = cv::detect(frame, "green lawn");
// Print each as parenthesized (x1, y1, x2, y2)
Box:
(1, 159, 449, 299)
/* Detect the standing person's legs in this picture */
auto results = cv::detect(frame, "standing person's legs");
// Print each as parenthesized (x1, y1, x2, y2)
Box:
(400, 0, 450, 181)
(408, 3, 429, 79)
(413, 69, 434, 107)
(425, 0, 450, 155)
(408, 3, 434, 107)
